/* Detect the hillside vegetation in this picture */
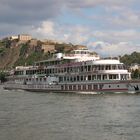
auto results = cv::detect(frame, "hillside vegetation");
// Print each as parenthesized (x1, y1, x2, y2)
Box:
(120, 52, 140, 66)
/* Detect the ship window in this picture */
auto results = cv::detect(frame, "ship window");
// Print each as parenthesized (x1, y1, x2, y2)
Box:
(83, 85, 86, 90)
(100, 65, 104, 70)
(94, 85, 98, 90)
(78, 85, 81, 90)
(88, 65, 91, 71)
(98, 65, 101, 70)
(109, 85, 111, 88)
(57, 68, 60, 73)
(84, 66, 87, 72)
(59, 77, 63, 82)
(118, 64, 124, 69)
(88, 75, 91, 81)
(92, 75, 96, 80)
(84, 76, 87, 81)
(69, 85, 72, 90)
(77, 67, 80, 72)
(103, 75, 107, 80)
(117, 85, 119, 87)
(70, 77, 73, 82)
(61, 85, 64, 90)
(52, 69, 54, 73)
(112, 65, 117, 70)
(109, 74, 118, 80)
(69, 67, 72, 72)
(77, 76, 79, 81)
(81, 76, 83, 81)
(81, 66, 84, 72)
(97, 75, 101, 80)
(99, 84, 103, 89)
(88, 85, 92, 90)
(47, 69, 49, 74)
(92, 65, 95, 71)
(106, 65, 111, 70)
(73, 85, 76, 90)
(74, 77, 76, 82)
(109, 75, 112, 79)
(66, 76, 69, 82)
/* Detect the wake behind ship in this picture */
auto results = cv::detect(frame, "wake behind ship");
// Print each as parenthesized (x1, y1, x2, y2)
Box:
(4, 48, 140, 93)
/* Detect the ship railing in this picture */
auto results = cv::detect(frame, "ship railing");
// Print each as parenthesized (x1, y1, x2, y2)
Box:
(26, 84, 61, 90)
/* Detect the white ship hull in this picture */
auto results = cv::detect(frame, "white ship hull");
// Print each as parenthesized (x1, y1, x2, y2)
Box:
(4, 80, 140, 94)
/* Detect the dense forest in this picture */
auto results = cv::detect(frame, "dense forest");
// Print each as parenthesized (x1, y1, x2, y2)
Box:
(120, 52, 140, 66)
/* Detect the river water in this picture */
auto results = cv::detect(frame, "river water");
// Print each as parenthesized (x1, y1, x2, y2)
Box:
(0, 85, 140, 140)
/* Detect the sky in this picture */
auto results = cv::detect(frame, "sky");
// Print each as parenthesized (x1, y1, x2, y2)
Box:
(0, 0, 140, 56)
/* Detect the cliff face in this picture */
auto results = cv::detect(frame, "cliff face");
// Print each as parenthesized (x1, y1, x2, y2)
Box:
(0, 47, 20, 69)
(0, 39, 50, 69)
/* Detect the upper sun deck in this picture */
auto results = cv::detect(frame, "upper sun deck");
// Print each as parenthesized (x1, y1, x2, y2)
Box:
(35, 48, 100, 67)
(63, 49, 100, 61)
(90, 59, 123, 65)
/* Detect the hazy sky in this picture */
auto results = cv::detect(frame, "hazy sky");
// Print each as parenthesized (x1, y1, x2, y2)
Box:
(0, 0, 140, 56)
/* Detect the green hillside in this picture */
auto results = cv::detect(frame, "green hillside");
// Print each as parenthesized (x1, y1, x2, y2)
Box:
(120, 52, 140, 66)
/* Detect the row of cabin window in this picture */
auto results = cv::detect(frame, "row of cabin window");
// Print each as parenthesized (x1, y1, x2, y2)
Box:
(26, 78, 47, 82)
(59, 74, 120, 82)
(15, 65, 125, 75)
(46, 64, 126, 74)
(15, 69, 45, 75)
(36, 59, 72, 67)
(15, 64, 126, 76)
(62, 84, 103, 90)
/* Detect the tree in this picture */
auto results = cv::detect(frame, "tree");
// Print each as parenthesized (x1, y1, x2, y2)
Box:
(0, 72, 7, 83)
(131, 69, 140, 79)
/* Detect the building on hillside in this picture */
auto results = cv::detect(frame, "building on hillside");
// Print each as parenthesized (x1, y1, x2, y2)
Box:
(9, 36, 18, 40)
(41, 44, 55, 53)
(42, 39, 64, 44)
(29, 39, 38, 46)
(75, 45, 87, 50)
(18, 34, 32, 41)
(130, 63, 140, 71)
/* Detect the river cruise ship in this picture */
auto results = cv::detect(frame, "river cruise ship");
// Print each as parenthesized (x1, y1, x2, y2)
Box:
(4, 48, 140, 93)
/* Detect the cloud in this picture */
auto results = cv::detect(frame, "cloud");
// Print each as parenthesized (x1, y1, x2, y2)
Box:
(88, 41, 140, 56)
(92, 30, 140, 43)
(0, 0, 64, 25)
(32, 20, 90, 44)
(105, 9, 140, 28)
(33, 20, 140, 44)
(36, 21, 55, 36)
(67, 0, 134, 8)
(0, 0, 137, 25)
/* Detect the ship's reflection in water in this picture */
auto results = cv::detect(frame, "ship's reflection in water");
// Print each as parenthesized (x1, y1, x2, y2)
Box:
(0, 86, 140, 140)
